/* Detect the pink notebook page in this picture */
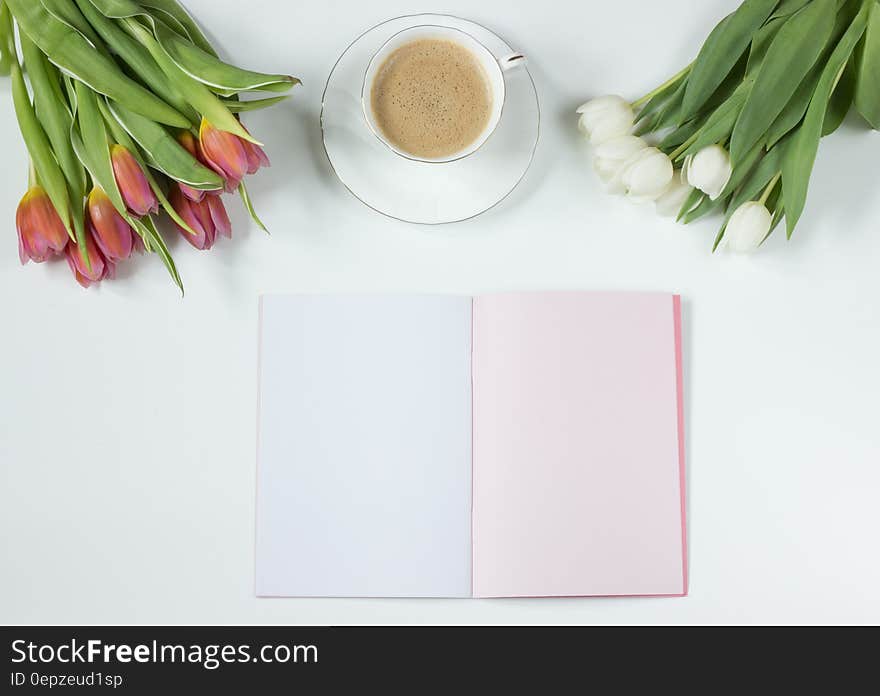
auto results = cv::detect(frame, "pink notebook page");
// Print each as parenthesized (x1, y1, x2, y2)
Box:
(471, 292, 687, 597)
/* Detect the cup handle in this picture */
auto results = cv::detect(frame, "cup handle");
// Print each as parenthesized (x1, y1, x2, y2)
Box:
(499, 53, 526, 71)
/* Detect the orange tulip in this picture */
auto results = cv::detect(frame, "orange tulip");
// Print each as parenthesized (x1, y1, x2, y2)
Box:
(169, 185, 231, 251)
(16, 187, 69, 264)
(110, 145, 158, 217)
(87, 188, 135, 262)
(65, 227, 115, 289)
(198, 118, 250, 192)
(176, 131, 209, 202)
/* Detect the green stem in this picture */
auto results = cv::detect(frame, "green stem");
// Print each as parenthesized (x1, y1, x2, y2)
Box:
(0, 1, 12, 76)
(759, 172, 781, 206)
(632, 62, 693, 108)
(0, 0, 14, 58)
(669, 131, 699, 161)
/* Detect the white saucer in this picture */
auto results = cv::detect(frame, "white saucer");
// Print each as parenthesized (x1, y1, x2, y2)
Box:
(320, 14, 540, 224)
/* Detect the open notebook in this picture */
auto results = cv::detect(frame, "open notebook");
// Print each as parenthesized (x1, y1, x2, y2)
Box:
(256, 293, 687, 598)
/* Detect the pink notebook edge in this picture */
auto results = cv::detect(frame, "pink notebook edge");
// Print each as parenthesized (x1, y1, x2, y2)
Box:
(674, 294, 689, 597)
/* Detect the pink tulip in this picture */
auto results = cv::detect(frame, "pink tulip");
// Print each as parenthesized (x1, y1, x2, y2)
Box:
(240, 126, 270, 174)
(198, 118, 250, 192)
(169, 185, 232, 251)
(110, 145, 158, 217)
(65, 227, 115, 288)
(87, 188, 135, 262)
(176, 131, 208, 202)
(206, 195, 232, 240)
(16, 187, 69, 264)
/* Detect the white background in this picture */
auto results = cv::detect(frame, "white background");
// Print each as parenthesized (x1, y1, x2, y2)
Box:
(1, 0, 878, 624)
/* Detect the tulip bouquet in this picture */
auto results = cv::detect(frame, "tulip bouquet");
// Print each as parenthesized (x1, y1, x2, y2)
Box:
(0, 0, 298, 290)
(577, 0, 880, 252)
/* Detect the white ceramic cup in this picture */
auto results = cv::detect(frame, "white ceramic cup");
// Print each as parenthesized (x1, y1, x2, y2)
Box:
(361, 25, 526, 163)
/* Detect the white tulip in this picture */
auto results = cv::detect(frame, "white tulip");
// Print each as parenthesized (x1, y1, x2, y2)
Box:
(725, 201, 772, 253)
(576, 95, 635, 145)
(592, 135, 648, 192)
(618, 147, 674, 201)
(683, 145, 732, 200)
(655, 176, 694, 217)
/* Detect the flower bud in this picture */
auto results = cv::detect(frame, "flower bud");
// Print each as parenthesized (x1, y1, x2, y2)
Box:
(618, 147, 674, 201)
(87, 188, 135, 262)
(592, 135, 648, 193)
(576, 95, 634, 145)
(169, 185, 232, 251)
(240, 126, 271, 174)
(110, 145, 158, 217)
(683, 145, 732, 200)
(725, 201, 772, 253)
(199, 118, 249, 192)
(655, 176, 694, 217)
(176, 131, 209, 202)
(16, 187, 69, 264)
(66, 227, 115, 288)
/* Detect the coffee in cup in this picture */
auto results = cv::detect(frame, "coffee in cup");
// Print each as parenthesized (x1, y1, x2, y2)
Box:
(369, 38, 492, 160)
(362, 26, 525, 163)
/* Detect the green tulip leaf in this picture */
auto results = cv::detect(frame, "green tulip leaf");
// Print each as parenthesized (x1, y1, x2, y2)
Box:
(642, 78, 689, 134)
(72, 80, 129, 216)
(153, 20, 299, 94)
(764, 63, 823, 148)
(823, 56, 857, 136)
(4, 0, 190, 127)
(74, 0, 199, 124)
(19, 32, 87, 201)
(730, 0, 836, 164)
(764, 2, 859, 147)
(634, 64, 691, 125)
(689, 51, 750, 123)
(133, 214, 184, 295)
(680, 81, 750, 158)
(143, 6, 200, 50)
(769, 0, 812, 21)
(676, 187, 704, 223)
(718, 139, 764, 200)
(727, 141, 785, 215)
(238, 181, 267, 233)
(768, 203, 785, 240)
(107, 100, 224, 190)
(117, 17, 257, 143)
(681, 0, 778, 121)
(0, 1, 14, 76)
(756, 178, 783, 246)
(3, 8, 75, 243)
(745, 16, 786, 76)
(682, 192, 724, 224)
(224, 95, 290, 113)
(659, 116, 704, 151)
(854, 0, 880, 128)
(83, 0, 258, 141)
(40, 0, 106, 50)
(140, 0, 217, 56)
(635, 78, 687, 135)
(782, 1, 870, 238)
(711, 224, 727, 252)
(87, 0, 213, 60)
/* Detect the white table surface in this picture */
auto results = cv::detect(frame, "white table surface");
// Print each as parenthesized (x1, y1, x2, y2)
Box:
(2, 0, 878, 625)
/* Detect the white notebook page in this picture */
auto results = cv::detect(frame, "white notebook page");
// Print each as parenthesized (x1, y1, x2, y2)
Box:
(255, 295, 473, 597)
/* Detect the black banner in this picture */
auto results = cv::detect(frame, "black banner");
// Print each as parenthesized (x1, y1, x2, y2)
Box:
(1, 626, 876, 692)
